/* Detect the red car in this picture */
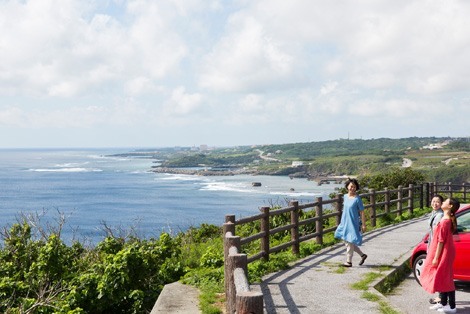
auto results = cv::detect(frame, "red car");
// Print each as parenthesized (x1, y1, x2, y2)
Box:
(411, 204, 470, 284)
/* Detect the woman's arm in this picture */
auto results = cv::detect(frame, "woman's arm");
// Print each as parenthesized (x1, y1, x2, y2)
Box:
(432, 242, 444, 266)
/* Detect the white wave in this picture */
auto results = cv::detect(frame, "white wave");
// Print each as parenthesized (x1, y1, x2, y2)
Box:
(86, 154, 131, 162)
(130, 170, 149, 174)
(55, 162, 88, 168)
(199, 180, 322, 197)
(158, 174, 205, 182)
(200, 181, 261, 194)
(28, 167, 102, 173)
(269, 191, 319, 197)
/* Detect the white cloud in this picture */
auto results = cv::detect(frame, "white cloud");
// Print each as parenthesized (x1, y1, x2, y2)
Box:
(1, 0, 470, 147)
(199, 14, 295, 92)
(124, 77, 158, 95)
(320, 82, 338, 96)
(165, 86, 203, 116)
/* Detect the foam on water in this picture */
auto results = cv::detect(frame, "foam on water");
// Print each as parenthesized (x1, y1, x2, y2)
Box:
(160, 173, 206, 182)
(28, 167, 103, 173)
(199, 181, 256, 193)
(0, 148, 341, 244)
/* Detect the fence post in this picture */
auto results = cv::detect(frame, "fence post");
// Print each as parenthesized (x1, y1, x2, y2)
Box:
(397, 185, 403, 216)
(227, 251, 246, 314)
(464, 183, 468, 202)
(384, 188, 390, 215)
(260, 207, 270, 261)
(424, 182, 432, 207)
(236, 291, 264, 314)
(369, 189, 376, 227)
(223, 216, 236, 303)
(225, 214, 236, 224)
(408, 184, 414, 214)
(224, 232, 241, 314)
(419, 184, 424, 209)
(223, 219, 236, 261)
(290, 200, 300, 256)
(448, 182, 453, 198)
(430, 182, 436, 202)
(315, 197, 323, 245)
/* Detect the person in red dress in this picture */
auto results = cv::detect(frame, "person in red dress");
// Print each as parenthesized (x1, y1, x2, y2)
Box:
(420, 197, 460, 313)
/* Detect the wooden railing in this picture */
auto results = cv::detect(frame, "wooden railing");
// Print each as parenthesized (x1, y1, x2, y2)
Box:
(223, 221, 263, 314)
(222, 182, 469, 313)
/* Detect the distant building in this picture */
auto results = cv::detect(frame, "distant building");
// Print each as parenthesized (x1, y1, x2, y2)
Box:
(200, 144, 209, 151)
(423, 143, 444, 150)
(292, 161, 304, 167)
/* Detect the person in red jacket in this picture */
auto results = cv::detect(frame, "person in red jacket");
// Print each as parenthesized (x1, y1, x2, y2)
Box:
(420, 197, 460, 313)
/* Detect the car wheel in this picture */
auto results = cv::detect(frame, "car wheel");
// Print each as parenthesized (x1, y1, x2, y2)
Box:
(412, 253, 427, 285)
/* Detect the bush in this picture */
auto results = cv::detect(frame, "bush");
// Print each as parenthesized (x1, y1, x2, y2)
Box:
(0, 223, 185, 313)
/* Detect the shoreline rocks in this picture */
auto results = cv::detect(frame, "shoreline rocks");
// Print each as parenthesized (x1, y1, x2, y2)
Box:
(151, 166, 237, 176)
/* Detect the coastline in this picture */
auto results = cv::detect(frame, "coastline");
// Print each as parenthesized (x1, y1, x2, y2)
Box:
(150, 166, 348, 186)
(151, 166, 258, 176)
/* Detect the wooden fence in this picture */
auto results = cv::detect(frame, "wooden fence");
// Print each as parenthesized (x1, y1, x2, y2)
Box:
(222, 182, 469, 313)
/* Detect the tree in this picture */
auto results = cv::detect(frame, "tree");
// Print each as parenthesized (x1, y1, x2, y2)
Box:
(360, 167, 425, 191)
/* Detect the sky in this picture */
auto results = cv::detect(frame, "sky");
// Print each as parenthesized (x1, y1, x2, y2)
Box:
(0, 0, 469, 148)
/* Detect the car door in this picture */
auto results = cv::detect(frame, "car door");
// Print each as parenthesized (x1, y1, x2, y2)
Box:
(453, 209, 470, 281)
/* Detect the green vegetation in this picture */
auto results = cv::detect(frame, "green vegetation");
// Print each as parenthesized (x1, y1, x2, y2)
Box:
(0, 220, 186, 313)
(351, 270, 403, 314)
(4, 137, 469, 312)
(350, 272, 382, 290)
(378, 301, 401, 314)
(0, 165, 444, 313)
(360, 167, 425, 191)
(137, 137, 470, 184)
(0, 218, 224, 313)
(362, 291, 381, 302)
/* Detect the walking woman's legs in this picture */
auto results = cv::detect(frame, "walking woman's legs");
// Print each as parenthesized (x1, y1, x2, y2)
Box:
(439, 292, 448, 306)
(345, 242, 353, 263)
(345, 242, 365, 263)
(448, 290, 456, 309)
(352, 244, 364, 256)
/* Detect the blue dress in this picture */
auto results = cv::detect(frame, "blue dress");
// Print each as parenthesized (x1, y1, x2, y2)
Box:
(334, 194, 364, 245)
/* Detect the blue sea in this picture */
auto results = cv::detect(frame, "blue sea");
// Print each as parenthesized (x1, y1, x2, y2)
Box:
(0, 148, 341, 244)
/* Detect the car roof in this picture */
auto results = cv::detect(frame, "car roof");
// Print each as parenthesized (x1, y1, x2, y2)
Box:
(457, 203, 470, 214)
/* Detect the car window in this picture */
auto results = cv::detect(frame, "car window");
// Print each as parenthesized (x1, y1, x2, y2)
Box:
(456, 210, 470, 233)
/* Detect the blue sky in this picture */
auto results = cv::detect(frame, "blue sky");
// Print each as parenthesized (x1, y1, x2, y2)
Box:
(0, 0, 469, 148)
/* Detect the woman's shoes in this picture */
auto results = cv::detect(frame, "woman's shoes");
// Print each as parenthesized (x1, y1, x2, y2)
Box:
(342, 255, 367, 267)
(429, 297, 441, 304)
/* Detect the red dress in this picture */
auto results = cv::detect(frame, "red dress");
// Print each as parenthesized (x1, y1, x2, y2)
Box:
(420, 218, 455, 293)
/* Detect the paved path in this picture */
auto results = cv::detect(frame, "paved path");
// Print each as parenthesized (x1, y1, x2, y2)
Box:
(388, 273, 470, 314)
(252, 215, 447, 313)
(154, 215, 470, 313)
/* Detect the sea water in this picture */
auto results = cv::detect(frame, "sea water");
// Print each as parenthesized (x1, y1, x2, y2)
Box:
(0, 148, 341, 244)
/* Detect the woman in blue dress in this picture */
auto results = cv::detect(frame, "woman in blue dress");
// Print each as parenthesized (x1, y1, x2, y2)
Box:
(334, 178, 368, 267)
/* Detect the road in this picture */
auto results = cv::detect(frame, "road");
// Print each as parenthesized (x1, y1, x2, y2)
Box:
(386, 273, 470, 313)
(255, 149, 280, 162)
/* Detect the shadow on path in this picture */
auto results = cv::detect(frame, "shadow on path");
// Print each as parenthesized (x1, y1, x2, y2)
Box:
(256, 216, 428, 313)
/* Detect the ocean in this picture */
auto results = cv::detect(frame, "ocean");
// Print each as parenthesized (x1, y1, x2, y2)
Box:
(0, 148, 341, 244)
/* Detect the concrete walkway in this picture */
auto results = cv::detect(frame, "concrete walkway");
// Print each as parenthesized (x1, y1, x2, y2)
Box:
(150, 281, 200, 313)
(153, 216, 433, 313)
(251, 216, 429, 314)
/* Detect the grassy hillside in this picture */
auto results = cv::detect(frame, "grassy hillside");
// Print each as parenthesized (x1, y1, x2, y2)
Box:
(117, 137, 470, 184)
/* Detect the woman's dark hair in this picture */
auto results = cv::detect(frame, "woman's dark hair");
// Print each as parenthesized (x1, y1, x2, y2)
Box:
(432, 194, 444, 203)
(449, 198, 460, 233)
(344, 178, 360, 190)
